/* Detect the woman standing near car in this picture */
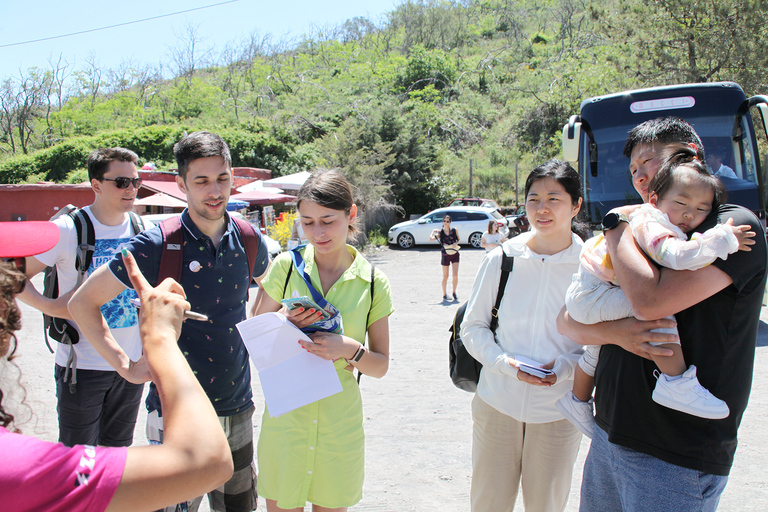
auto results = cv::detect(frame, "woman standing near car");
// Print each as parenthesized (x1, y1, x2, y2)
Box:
(429, 215, 460, 301)
(480, 220, 505, 252)
(461, 160, 585, 512)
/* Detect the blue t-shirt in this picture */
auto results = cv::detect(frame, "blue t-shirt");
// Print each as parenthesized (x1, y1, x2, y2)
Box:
(109, 210, 270, 416)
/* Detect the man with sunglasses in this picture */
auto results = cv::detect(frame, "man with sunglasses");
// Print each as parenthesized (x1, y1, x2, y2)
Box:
(17, 147, 148, 449)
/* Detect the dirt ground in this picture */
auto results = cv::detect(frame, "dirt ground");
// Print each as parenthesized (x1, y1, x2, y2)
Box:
(12, 246, 768, 511)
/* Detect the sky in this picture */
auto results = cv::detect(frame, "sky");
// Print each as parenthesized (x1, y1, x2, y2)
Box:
(0, 0, 399, 81)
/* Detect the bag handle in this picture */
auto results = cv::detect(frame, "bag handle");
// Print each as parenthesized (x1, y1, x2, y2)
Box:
(489, 253, 514, 333)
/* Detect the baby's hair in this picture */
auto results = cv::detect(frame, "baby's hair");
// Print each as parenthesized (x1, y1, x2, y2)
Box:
(649, 144, 727, 210)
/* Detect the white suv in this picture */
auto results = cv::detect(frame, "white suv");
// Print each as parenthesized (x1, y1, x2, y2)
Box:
(388, 206, 509, 249)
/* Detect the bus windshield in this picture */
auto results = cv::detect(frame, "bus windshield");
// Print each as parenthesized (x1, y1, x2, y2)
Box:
(579, 93, 760, 225)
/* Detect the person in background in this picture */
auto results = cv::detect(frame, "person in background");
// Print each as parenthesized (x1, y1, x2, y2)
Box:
(480, 219, 505, 252)
(462, 160, 585, 512)
(706, 143, 738, 179)
(429, 215, 461, 301)
(17, 147, 147, 448)
(252, 169, 394, 512)
(0, 221, 232, 512)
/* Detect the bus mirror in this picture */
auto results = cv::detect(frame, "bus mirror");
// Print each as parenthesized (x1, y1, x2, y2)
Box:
(562, 115, 581, 163)
(756, 102, 768, 138)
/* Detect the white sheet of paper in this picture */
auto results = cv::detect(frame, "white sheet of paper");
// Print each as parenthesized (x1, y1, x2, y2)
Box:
(236, 312, 343, 417)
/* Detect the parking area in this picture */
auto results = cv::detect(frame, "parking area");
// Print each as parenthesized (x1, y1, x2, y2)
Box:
(13, 245, 768, 511)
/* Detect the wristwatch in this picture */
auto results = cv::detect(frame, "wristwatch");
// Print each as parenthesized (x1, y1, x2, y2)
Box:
(350, 345, 366, 363)
(601, 212, 629, 233)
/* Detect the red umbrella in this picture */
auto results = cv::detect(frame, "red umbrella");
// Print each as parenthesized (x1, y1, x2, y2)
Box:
(230, 189, 296, 205)
(135, 193, 187, 208)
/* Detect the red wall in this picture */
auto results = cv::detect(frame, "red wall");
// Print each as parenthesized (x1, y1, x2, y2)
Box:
(0, 168, 272, 222)
(0, 183, 94, 221)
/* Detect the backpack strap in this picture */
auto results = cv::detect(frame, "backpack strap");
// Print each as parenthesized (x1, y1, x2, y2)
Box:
(365, 265, 375, 329)
(71, 208, 95, 288)
(232, 217, 260, 284)
(282, 264, 294, 299)
(489, 253, 514, 333)
(128, 211, 145, 235)
(158, 215, 184, 284)
(359, 264, 376, 385)
(50, 207, 92, 392)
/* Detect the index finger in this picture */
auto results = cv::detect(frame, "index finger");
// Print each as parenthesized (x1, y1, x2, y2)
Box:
(121, 248, 151, 298)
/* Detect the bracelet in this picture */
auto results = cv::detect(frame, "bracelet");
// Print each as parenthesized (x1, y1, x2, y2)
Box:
(350, 345, 366, 363)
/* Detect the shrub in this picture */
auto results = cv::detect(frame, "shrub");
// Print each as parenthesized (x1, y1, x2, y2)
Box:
(367, 227, 387, 247)
(267, 211, 297, 249)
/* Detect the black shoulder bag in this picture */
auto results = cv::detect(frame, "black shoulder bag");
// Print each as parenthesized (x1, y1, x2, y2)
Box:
(449, 253, 514, 392)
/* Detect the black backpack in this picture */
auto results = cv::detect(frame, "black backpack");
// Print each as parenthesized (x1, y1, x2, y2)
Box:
(449, 253, 514, 392)
(43, 206, 145, 352)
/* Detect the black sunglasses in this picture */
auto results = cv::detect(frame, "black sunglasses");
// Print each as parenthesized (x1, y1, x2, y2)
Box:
(100, 177, 143, 189)
(2, 257, 27, 293)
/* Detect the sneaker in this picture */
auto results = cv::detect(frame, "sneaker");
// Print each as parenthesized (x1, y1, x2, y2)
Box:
(443, 294, 451, 301)
(652, 365, 730, 419)
(453, 292, 458, 301)
(556, 391, 595, 438)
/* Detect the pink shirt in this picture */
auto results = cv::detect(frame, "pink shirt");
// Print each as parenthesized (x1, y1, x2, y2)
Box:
(0, 427, 126, 512)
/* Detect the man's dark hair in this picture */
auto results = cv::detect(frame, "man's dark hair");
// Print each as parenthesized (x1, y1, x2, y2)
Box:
(173, 131, 232, 180)
(87, 147, 139, 181)
(623, 117, 705, 160)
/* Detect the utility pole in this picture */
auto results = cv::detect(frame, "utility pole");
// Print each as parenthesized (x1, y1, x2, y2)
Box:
(469, 159, 473, 196)
(515, 160, 519, 206)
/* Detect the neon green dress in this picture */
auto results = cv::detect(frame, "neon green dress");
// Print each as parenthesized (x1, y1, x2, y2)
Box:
(257, 244, 394, 509)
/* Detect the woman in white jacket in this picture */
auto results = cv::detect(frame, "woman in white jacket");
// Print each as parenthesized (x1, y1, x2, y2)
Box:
(461, 160, 585, 512)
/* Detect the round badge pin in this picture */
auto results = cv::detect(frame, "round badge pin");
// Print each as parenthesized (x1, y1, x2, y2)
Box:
(189, 260, 202, 273)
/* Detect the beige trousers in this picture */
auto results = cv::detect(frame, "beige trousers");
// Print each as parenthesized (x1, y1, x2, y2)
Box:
(471, 395, 582, 512)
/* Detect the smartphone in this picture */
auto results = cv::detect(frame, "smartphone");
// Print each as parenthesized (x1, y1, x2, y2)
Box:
(514, 354, 554, 378)
(280, 296, 332, 320)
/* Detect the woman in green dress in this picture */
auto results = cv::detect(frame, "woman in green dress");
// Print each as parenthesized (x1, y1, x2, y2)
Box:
(252, 169, 394, 512)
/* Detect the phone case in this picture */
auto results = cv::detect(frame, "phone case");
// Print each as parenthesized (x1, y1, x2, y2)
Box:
(281, 296, 332, 320)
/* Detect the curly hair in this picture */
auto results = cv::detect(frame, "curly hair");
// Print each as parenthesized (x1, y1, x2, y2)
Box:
(0, 260, 25, 429)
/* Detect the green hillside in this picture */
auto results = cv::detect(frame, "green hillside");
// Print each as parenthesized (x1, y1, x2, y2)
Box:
(2, 0, 766, 216)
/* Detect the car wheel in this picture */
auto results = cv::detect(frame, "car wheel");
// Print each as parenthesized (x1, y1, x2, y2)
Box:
(469, 231, 483, 248)
(397, 232, 415, 249)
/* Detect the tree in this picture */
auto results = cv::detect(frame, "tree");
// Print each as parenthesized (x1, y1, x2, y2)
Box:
(600, 0, 768, 91)
(0, 69, 51, 155)
(72, 54, 103, 109)
(217, 41, 251, 120)
(168, 22, 212, 87)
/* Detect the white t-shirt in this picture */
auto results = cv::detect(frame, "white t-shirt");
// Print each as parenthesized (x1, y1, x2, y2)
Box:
(35, 206, 145, 370)
(482, 231, 502, 252)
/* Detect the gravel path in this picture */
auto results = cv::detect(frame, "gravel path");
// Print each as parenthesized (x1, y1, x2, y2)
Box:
(12, 245, 768, 511)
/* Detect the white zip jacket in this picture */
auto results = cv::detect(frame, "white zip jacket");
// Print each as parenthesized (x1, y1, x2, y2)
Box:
(461, 231, 584, 423)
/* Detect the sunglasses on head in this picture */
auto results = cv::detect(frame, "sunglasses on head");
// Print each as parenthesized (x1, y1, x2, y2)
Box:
(2, 257, 27, 294)
(100, 177, 143, 189)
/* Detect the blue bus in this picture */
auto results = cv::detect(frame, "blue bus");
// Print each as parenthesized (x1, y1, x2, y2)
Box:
(562, 82, 768, 229)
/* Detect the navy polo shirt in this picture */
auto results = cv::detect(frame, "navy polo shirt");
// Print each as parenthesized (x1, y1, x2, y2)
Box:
(109, 210, 270, 416)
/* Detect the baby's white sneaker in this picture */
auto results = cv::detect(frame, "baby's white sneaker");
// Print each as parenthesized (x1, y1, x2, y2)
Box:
(556, 391, 595, 438)
(652, 365, 729, 419)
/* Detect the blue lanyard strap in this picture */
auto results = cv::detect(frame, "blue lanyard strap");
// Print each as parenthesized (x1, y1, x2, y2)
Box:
(289, 249, 327, 306)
